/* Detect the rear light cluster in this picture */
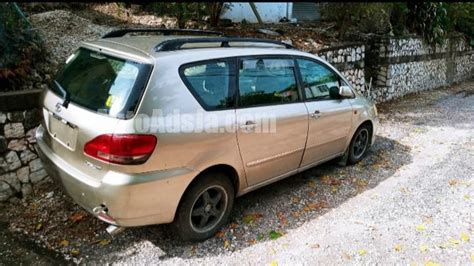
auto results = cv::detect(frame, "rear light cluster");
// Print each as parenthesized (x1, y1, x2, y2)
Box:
(84, 134, 157, 165)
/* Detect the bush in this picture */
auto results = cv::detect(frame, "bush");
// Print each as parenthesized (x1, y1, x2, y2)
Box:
(0, 3, 47, 91)
(406, 2, 448, 45)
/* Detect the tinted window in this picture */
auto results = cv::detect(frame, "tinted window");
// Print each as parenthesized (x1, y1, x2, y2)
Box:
(297, 59, 340, 100)
(53, 48, 152, 119)
(181, 60, 235, 110)
(238, 58, 299, 107)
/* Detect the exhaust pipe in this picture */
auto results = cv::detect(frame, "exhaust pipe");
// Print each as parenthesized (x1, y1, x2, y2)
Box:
(106, 225, 125, 237)
(93, 205, 125, 237)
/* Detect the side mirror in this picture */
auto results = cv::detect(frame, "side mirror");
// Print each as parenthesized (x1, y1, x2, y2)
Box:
(339, 85, 354, 98)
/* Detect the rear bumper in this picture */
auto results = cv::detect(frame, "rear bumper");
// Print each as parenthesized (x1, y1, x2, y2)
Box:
(36, 125, 196, 227)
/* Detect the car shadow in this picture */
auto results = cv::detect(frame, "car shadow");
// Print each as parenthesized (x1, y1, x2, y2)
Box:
(92, 135, 411, 262)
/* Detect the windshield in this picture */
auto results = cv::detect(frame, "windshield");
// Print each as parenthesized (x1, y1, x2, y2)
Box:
(52, 48, 152, 119)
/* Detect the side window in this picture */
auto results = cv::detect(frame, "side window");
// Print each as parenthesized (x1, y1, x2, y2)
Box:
(181, 59, 235, 110)
(238, 58, 299, 107)
(297, 59, 341, 100)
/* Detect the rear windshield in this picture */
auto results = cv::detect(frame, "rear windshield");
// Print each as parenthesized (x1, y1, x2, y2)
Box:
(52, 48, 152, 119)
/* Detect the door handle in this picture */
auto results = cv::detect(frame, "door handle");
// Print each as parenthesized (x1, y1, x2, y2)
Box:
(310, 110, 321, 119)
(240, 120, 257, 131)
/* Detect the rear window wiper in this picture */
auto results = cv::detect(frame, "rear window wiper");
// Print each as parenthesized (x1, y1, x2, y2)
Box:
(53, 80, 70, 108)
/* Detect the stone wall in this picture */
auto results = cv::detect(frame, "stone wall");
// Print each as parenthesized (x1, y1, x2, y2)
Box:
(0, 94, 47, 202)
(365, 36, 474, 103)
(317, 43, 366, 95)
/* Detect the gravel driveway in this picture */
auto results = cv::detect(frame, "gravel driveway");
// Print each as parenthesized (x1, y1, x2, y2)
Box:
(1, 81, 473, 264)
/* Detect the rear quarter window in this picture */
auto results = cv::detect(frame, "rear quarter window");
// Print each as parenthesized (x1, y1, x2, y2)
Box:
(180, 59, 236, 110)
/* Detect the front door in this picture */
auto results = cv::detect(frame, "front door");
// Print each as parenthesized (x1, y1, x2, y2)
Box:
(236, 57, 308, 186)
(296, 58, 353, 167)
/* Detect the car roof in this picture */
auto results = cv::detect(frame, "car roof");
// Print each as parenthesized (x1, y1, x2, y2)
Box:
(81, 35, 317, 64)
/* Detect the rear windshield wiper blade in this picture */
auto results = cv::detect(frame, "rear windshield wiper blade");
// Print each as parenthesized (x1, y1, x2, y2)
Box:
(53, 80, 70, 108)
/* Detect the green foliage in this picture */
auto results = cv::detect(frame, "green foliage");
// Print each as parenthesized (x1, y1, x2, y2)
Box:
(446, 3, 474, 44)
(406, 2, 448, 45)
(323, 2, 473, 46)
(0, 3, 47, 90)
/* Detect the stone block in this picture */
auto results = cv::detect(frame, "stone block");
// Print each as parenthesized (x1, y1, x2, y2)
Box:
(29, 158, 43, 172)
(4, 123, 25, 139)
(24, 109, 40, 130)
(21, 183, 32, 197)
(20, 149, 38, 164)
(0, 112, 6, 124)
(0, 172, 21, 191)
(5, 151, 21, 171)
(7, 112, 23, 122)
(0, 181, 13, 201)
(30, 169, 47, 183)
(8, 139, 27, 152)
(16, 167, 30, 183)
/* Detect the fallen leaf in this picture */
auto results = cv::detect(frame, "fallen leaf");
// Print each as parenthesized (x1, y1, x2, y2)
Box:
(215, 231, 225, 238)
(70, 249, 80, 257)
(419, 244, 429, 252)
(269, 260, 278, 266)
(471, 253, 474, 262)
(461, 232, 470, 242)
(224, 240, 230, 248)
(310, 243, 320, 249)
(256, 233, 264, 241)
(36, 223, 43, 231)
(416, 224, 426, 232)
(422, 216, 433, 224)
(464, 194, 470, 200)
(292, 211, 301, 218)
(229, 223, 238, 229)
(438, 242, 449, 249)
(448, 179, 458, 186)
(448, 238, 460, 245)
(308, 191, 316, 197)
(70, 212, 86, 223)
(248, 239, 257, 245)
(358, 249, 367, 256)
(331, 185, 338, 193)
(269, 230, 283, 240)
(424, 261, 440, 266)
(99, 239, 111, 246)
(321, 176, 341, 186)
(342, 252, 351, 260)
(242, 213, 263, 224)
(59, 240, 69, 247)
(277, 212, 288, 225)
(308, 180, 316, 188)
(292, 197, 300, 203)
(394, 244, 402, 252)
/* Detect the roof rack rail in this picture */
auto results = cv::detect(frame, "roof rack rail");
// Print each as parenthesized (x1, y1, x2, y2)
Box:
(102, 28, 223, 38)
(155, 37, 294, 51)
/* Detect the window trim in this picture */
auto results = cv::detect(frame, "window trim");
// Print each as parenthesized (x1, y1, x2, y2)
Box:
(294, 56, 356, 102)
(235, 55, 303, 109)
(179, 57, 237, 111)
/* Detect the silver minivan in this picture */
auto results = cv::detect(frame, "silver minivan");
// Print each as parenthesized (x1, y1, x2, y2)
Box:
(36, 29, 378, 241)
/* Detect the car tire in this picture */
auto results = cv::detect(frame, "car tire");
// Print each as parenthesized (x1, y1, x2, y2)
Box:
(173, 172, 234, 242)
(347, 124, 371, 164)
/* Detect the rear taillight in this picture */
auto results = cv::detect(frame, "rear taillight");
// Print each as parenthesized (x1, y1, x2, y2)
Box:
(84, 134, 157, 165)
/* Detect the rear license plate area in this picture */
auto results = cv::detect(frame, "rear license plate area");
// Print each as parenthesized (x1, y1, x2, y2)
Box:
(48, 113, 78, 150)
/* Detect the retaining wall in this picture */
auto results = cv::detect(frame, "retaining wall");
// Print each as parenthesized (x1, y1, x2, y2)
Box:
(365, 36, 474, 102)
